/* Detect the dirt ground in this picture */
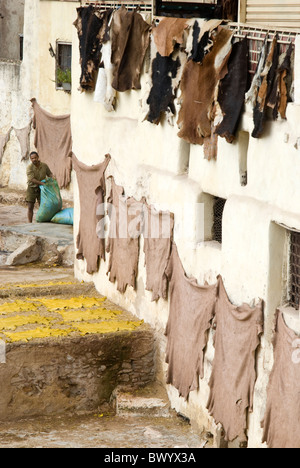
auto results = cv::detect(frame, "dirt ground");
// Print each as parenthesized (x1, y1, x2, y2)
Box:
(0, 412, 206, 449)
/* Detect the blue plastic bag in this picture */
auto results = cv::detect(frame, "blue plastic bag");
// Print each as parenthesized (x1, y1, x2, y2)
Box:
(51, 207, 74, 226)
(36, 178, 62, 223)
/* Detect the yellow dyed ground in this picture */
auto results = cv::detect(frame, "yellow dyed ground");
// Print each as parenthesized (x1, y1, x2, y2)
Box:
(0, 296, 144, 343)
(0, 281, 78, 291)
(0, 301, 38, 315)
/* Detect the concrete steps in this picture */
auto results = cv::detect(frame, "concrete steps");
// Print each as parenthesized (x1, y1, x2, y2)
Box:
(113, 383, 172, 418)
(0, 275, 155, 421)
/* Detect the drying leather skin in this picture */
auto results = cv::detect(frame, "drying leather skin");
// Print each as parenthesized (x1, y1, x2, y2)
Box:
(152, 18, 189, 57)
(106, 177, 144, 293)
(207, 276, 264, 442)
(0, 128, 12, 163)
(73, 153, 111, 275)
(111, 6, 150, 92)
(262, 311, 300, 448)
(146, 52, 182, 125)
(143, 204, 174, 302)
(252, 36, 279, 138)
(74, 6, 112, 91)
(31, 99, 73, 189)
(215, 37, 249, 143)
(165, 244, 217, 400)
(177, 27, 233, 145)
(14, 122, 32, 161)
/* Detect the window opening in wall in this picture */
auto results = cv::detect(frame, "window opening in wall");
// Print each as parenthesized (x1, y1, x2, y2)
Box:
(289, 231, 300, 311)
(19, 35, 23, 61)
(212, 197, 226, 244)
(56, 42, 72, 90)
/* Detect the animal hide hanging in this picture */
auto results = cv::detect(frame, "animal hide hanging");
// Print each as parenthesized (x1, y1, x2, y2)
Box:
(0, 128, 12, 164)
(177, 27, 233, 145)
(31, 98, 73, 189)
(165, 243, 218, 401)
(252, 36, 279, 139)
(215, 37, 249, 143)
(188, 19, 223, 64)
(152, 17, 189, 58)
(262, 311, 300, 449)
(245, 37, 268, 106)
(111, 6, 150, 92)
(143, 204, 174, 302)
(106, 177, 144, 294)
(73, 153, 111, 275)
(14, 122, 32, 161)
(146, 51, 182, 125)
(94, 32, 116, 112)
(207, 276, 264, 443)
(271, 43, 294, 121)
(74, 6, 113, 91)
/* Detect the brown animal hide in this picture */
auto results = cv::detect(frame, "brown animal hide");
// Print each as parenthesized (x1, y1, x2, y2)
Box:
(31, 99, 72, 189)
(207, 276, 264, 442)
(165, 244, 217, 400)
(177, 27, 233, 145)
(262, 311, 300, 448)
(111, 6, 150, 92)
(252, 36, 279, 138)
(14, 122, 32, 161)
(106, 177, 144, 293)
(189, 19, 223, 63)
(272, 43, 294, 120)
(74, 6, 112, 91)
(245, 38, 268, 106)
(152, 18, 189, 57)
(215, 37, 249, 143)
(143, 204, 174, 302)
(73, 153, 111, 275)
(0, 128, 12, 163)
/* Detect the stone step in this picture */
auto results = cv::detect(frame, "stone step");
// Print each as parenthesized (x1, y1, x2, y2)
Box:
(113, 383, 171, 418)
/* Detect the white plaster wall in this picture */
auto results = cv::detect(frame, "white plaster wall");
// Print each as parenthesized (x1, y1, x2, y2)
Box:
(71, 18, 300, 447)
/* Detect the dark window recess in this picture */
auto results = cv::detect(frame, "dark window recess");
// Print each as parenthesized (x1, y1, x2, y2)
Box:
(212, 197, 226, 244)
(289, 231, 300, 310)
(19, 35, 23, 61)
(56, 43, 72, 87)
(155, 0, 223, 19)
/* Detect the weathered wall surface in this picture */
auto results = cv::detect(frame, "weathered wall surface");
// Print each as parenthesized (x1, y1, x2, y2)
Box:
(0, 0, 25, 61)
(71, 16, 300, 447)
(0, 0, 76, 200)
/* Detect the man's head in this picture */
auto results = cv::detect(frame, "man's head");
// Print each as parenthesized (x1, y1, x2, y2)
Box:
(30, 151, 40, 166)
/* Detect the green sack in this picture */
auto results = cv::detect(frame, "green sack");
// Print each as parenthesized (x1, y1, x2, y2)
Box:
(36, 178, 62, 223)
(51, 207, 74, 225)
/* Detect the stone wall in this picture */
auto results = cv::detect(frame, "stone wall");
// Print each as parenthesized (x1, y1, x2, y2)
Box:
(0, 329, 155, 420)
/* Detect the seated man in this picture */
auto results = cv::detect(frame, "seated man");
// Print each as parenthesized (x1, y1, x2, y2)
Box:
(26, 151, 53, 223)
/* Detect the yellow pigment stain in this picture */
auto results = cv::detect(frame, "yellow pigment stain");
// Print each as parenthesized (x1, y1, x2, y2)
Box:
(0, 281, 77, 290)
(74, 320, 144, 336)
(0, 314, 51, 331)
(3, 327, 76, 343)
(0, 300, 38, 315)
(58, 307, 122, 323)
(35, 296, 107, 311)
